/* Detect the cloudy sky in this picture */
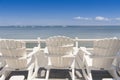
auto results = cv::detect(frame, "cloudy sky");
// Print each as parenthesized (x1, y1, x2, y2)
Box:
(0, 0, 120, 26)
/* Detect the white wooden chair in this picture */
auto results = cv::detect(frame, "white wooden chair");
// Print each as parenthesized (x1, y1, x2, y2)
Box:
(0, 39, 38, 80)
(0, 57, 6, 80)
(112, 51, 120, 79)
(80, 38, 120, 80)
(42, 36, 78, 80)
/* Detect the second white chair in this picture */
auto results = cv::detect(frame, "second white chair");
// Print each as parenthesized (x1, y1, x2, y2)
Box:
(38, 36, 79, 80)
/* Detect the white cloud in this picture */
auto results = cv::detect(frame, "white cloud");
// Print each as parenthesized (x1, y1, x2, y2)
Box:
(115, 18, 120, 20)
(73, 16, 120, 22)
(73, 16, 81, 20)
(73, 16, 92, 20)
(95, 16, 109, 21)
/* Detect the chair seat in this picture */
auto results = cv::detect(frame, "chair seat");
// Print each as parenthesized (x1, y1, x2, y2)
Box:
(102, 78, 114, 80)
(9, 75, 25, 80)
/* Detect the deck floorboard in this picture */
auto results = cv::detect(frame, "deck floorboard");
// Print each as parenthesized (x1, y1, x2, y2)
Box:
(5, 68, 113, 80)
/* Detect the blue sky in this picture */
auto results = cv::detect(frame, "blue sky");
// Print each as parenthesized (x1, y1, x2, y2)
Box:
(0, 0, 120, 25)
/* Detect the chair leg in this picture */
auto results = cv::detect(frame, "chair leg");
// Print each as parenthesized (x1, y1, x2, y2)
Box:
(71, 59, 75, 80)
(0, 71, 10, 80)
(81, 64, 92, 80)
(46, 69, 50, 80)
(108, 67, 120, 80)
(32, 60, 39, 78)
(27, 63, 34, 80)
(72, 68, 75, 80)
(86, 67, 92, 80)
(82, 69, 92, 80)
(0, 75, 5, 80)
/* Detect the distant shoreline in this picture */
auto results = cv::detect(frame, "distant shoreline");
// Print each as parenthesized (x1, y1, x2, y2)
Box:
(0, 25, 120, 28)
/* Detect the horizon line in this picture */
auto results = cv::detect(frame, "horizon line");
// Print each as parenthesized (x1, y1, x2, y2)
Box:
(0, 25, 120, 27)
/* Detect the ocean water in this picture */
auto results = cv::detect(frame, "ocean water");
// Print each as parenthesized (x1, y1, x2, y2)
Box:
(0, 26, 120, 39)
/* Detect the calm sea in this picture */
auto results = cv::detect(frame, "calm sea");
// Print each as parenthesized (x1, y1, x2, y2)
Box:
(0, 26, 120, 39)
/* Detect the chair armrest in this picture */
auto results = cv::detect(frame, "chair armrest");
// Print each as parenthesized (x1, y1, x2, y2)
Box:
(44, 47, 49, 54)
(80, 47, 119, 58)
(73, 47, 79, 56)
(19, 47, 39, 59)
(80, 47, 92, 55)
(27, 47, 39, 58)
(80, 47, 92, 66)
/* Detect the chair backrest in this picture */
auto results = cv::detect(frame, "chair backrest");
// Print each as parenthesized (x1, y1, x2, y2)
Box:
(46, 36, 74, 55)
(0, 40, 28, 69)
(50, 56, 74, 68)
(0, 40, 26, 57)
(92, 38, 120, 68)
(46, 36, 74, 67)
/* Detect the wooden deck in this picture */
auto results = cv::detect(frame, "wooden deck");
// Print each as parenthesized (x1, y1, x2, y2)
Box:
(6, 68, 113, 80)
(0, 38, 115, 80)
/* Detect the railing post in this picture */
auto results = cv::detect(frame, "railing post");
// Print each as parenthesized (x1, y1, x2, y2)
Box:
(75, 37, 78, 48)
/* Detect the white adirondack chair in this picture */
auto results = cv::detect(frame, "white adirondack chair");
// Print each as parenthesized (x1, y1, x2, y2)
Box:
(42, 36, 78, 80)
(80, 38, 120, 80)
(0, 56, 6, 80)
(0, 39, 38, 80)
(112, 51, 120, 79)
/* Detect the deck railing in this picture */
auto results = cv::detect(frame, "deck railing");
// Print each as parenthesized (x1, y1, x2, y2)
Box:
(13, 38, 102, 51)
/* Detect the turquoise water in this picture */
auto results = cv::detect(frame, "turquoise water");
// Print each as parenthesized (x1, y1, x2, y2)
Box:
(0, 26, 120, 39)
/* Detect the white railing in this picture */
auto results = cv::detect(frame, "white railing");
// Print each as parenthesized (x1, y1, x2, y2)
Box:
(15, 38, 101, 42)
(13, 38, 102, 51)
(1, 38, 102, 51)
